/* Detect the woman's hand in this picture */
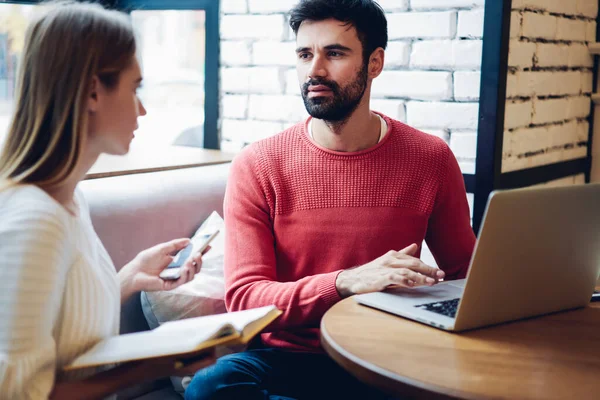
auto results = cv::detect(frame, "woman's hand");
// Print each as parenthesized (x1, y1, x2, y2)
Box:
(118, 238, 205, 302)
(50, 350, 216, 400)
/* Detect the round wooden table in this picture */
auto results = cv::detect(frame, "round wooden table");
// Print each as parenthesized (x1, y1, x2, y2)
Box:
(321, 293, 600, 400)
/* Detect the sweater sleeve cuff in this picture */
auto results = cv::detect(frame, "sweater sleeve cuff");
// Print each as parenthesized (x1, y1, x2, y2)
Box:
(317, 271, 343, 308)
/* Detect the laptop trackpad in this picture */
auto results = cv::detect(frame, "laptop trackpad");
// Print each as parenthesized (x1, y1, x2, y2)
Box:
(382, 281, 464, 306)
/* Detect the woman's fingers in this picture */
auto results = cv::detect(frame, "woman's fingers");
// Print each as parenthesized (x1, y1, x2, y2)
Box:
(157, 238, 190, 255)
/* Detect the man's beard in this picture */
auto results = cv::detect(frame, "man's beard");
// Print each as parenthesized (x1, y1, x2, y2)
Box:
(301, 64, 368, 123)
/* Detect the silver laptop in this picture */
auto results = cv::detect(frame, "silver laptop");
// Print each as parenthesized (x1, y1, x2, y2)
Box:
(355, 183, 600, 332)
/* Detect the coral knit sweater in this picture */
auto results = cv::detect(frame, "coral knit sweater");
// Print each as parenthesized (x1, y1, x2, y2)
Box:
(224, 114, 476, 352)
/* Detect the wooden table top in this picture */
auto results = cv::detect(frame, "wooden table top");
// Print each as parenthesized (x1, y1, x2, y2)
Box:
(87, 147, 235, 179)
(321, 288, 600, 400)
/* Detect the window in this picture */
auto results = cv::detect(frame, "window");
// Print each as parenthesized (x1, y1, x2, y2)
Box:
(130, 10, 206, 151)
(0, 0, 222, 178)
(0, 4, 36, 147)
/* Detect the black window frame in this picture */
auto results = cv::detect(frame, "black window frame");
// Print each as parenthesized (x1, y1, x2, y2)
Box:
(474, 0, 595, 234)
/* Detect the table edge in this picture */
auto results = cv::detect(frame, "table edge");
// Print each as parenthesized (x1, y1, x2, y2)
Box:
(320, 299, 496, 400)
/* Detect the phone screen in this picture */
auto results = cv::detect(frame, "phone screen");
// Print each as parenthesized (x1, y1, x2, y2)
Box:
(160, 225, 220, 280)
(167, 243, 194, 269)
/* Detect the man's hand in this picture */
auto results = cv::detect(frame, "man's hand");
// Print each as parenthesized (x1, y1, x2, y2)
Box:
(335, 243, 445, 298)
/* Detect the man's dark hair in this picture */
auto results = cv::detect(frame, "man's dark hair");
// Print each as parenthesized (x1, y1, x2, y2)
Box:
(289, 0, 388, 64)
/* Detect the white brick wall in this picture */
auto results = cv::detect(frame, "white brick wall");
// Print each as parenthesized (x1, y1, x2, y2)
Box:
(221, 119, 284, 143)
(375, 0, 409, 11)
(221, 41, 251, 66)
(285, 68, 300, 95)
(248, 0, 299, 14)
(450, 131, 478, 158)
(410, 40, 483, 69)
(454, 71, 481, 100)
(221, 15, 285, 40)
(221, 0, 247, 14)
(372, 71, 453, 100)
(222, 67, 251, 92)
(387, 12, 456, 39)
(411, 0, 484, 9)
(248, 95, 308, 122)
(504, 2, 597, 173)
(407, 101, 479, 130)
(222, 95, 248, 119)
(371, 99, 407, 122)
(248, 67, 283, 94)
(457, 9, 485, 38)
(252, 42, 296, 66)
(385, 41, 410, 67)
(219, 0, 485, 168)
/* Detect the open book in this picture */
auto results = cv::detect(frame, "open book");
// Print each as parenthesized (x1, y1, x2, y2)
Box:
(64, 306, 281, 371)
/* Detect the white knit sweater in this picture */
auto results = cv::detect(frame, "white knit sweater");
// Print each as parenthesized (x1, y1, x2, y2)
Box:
(0, 184, 120, 399)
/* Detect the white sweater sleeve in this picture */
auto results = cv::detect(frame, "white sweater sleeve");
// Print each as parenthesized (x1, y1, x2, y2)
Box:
(0, 201, 72, 399)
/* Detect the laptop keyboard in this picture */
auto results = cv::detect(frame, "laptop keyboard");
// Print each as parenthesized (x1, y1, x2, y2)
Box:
(415, 298, 460, 318)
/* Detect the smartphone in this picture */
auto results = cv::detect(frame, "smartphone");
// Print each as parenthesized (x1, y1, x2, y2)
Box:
(159, 228, 220, 280)
(592, 290, 600, 303)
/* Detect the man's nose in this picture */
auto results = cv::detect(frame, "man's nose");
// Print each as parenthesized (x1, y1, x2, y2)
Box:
(307, 55, 327, 79)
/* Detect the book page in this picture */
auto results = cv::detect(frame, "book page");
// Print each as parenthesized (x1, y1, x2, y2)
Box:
(156, 305, 277, 335)
(65, 305, 278, 370)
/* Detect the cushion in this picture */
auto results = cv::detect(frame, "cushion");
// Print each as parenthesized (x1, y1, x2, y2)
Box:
(140, 212, 239, 394)
(141, 212, 227, 327)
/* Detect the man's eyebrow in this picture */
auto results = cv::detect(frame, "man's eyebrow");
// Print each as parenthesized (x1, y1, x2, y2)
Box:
(295, 44, 353, 53)
(324, 44, 353, 52)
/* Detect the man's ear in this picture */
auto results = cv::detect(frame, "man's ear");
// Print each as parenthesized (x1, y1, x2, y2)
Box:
(87, 75, 100, 113)
(368, 48, 385, 79)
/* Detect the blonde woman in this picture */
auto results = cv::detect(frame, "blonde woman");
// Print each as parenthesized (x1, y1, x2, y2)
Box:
(0, 2, 214, 399)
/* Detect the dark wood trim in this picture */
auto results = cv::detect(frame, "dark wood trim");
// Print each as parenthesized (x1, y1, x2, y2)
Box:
(86, 147, 233, 179)
(463, 173, 475, 194)
(586, 12, 600, 182)
(496, 158, 588, 189)
(203, 0, 220, 149)
(85, 159, 231, 180)
(473, 0, 513, 235)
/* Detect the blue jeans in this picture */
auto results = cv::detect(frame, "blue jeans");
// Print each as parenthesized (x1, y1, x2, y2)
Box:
(184, 347, 391, 400)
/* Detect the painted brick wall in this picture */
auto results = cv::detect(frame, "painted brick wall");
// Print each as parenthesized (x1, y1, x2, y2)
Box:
(219, 0, 485, 175)
(503, 0, 598, 173)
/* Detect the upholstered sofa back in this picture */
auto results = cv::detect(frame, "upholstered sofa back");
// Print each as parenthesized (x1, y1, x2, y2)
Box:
(79, 163, 230, 335)
(78, 163, 230, 399)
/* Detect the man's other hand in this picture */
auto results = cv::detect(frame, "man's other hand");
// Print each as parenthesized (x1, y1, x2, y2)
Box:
(335, 243, 445, 298)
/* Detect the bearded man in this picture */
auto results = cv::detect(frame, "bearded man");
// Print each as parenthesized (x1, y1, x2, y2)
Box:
(185, 1, 475, 399)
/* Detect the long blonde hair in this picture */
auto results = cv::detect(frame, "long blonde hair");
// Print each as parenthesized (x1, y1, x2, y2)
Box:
(0, 1, 135, 189)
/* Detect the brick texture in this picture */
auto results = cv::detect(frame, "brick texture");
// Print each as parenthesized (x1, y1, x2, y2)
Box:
(219, 0, 485, 172)
(504, 1, 597, 174)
